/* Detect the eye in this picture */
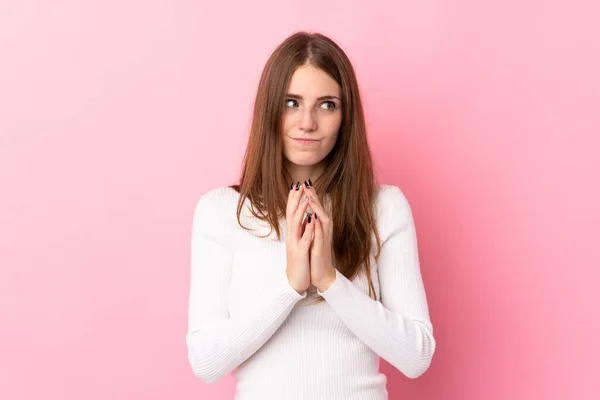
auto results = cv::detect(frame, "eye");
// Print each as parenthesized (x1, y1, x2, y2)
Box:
(320, 101, 337, 111)
(285, 99, 298, 108)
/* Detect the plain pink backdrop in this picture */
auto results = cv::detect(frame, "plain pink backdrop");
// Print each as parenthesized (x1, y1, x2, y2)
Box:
(1, 1, 598, 399)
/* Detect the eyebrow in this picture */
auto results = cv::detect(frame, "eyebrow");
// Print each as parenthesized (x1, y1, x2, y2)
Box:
(285, 93, 341, 101)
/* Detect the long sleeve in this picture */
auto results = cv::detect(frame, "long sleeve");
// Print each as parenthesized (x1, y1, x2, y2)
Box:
(317, 185, 436, 379)
(185, 193, 307, 384)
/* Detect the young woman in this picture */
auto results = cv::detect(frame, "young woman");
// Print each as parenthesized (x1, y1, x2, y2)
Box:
(186, 31, 436, 399)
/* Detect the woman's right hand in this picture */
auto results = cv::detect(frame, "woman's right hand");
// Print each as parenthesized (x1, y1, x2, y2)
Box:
(285, 182, 314, 294)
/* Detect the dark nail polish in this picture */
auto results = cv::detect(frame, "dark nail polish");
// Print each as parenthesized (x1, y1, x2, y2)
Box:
(314, 213, 318, 220)
(304, 180, 309, 188)
(295, 182, 300, 190)
(290, 182, 294, 189)
(308, 178, 313, 186)
(308, 215, 312, 223)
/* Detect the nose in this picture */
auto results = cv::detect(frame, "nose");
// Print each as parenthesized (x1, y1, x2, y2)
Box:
(299, 108, 317, 132)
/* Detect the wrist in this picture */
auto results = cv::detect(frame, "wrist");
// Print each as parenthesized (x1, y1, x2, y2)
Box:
(316, 268, 337, 292)
(286, 272, 306, 295)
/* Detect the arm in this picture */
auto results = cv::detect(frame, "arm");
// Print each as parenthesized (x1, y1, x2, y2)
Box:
(186, 193, 306, 384)
(317, 186, 436, 379)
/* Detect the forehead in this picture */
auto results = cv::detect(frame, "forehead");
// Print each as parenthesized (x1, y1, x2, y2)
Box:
(287, 65, 341, 97)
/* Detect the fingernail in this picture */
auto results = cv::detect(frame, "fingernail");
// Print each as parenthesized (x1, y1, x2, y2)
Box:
(290, 182, 294, 190)
(314, 213, 318, 220)
(308, 178, 313, 186)
(308, 215, 312, 223)
(304, 180, 309, 188)
(295, 182, 300, 190)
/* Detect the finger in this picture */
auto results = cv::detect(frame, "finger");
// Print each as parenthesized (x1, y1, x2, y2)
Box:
(286, 182, 303, 215)
(285, 182, 294, 217)
(301, 213, 315, 245)
(313, 214, 323, 252)
(301, 212, 308, 236)
(307, 196, 329, 227)
(291, 192, 309, 240)
(287, 183, 305, 230)
(303, 184, 326, 216)
(303, 181, 321, 202)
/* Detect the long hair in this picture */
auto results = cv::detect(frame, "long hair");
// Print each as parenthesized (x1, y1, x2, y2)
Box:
(230, 31, 382, 302)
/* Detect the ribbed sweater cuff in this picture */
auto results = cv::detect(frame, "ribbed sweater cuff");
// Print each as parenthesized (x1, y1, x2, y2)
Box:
(278, 271, 308, 302)
(317, 268, 343, 297)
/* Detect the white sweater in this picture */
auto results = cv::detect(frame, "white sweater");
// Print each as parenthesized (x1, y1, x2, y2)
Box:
(186, 184, 436, 400)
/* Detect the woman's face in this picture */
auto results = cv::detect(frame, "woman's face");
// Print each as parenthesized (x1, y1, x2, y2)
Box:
(281, 64, 342, 174)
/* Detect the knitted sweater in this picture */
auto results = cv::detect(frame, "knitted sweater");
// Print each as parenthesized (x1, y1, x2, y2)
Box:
(185, 184, 436, 399)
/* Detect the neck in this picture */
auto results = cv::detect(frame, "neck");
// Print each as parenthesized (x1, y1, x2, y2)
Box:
(284, 160, 326, 187)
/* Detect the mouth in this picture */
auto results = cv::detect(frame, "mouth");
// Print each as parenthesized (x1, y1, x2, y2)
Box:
(293, 138, 320, 145)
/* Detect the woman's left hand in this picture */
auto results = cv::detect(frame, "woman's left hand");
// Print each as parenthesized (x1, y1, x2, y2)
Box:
(304, 181, 337, 292)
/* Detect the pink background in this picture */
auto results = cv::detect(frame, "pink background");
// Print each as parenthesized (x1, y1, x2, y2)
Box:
(1, 1, 598, 399)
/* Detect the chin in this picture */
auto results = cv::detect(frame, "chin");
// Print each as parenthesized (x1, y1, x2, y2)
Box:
(286, 154, 323, 166)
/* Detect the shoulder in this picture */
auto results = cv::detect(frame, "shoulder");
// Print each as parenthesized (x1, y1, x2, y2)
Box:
(191, 186, 241, 241)
(375, 183, 411, 211)
(193, 186, 240, 220)
(196, 185, 239, 204)
(374, 183, 415, 238)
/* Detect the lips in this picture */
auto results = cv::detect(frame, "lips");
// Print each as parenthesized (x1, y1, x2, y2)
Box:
(293, 138, 319, 146)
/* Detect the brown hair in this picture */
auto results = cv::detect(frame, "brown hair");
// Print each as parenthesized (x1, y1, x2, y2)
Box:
(229, 31, 382, 302)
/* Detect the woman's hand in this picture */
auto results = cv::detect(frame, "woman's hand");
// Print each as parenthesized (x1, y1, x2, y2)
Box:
(285, 182, 314, 294)
(303, 181, 337, 292)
